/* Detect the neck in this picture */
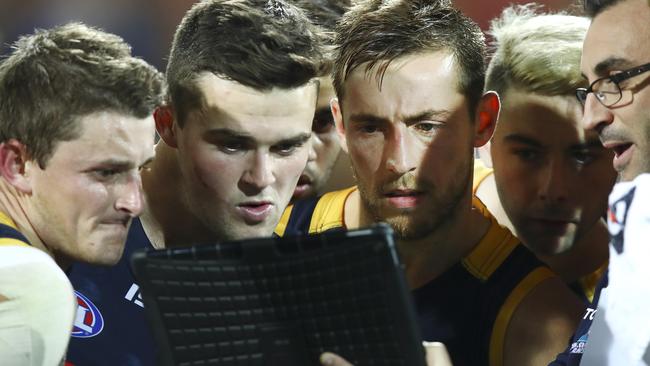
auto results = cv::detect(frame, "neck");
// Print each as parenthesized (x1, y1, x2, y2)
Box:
(344, 189, 490, 289)
(140, 143, 216, 249)
(536, 220, 609, 283)
(0, 181, 70, 269)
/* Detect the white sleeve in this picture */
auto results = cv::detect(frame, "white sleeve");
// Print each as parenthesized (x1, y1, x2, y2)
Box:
(582, 173, 650, 366)
(0, 245, 76, 366)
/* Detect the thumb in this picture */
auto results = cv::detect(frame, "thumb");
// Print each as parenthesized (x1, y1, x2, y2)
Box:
(423, 341, 453, 366)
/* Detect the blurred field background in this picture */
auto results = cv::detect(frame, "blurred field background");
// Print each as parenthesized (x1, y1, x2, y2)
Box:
(0, 0, 578, 71)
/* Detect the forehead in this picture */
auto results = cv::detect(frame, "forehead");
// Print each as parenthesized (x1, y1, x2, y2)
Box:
(582, 0, 650, 76)
(498, 90, 599, 144)
(317, 76, 335, 109)
(50, 111, 154, 164)
(191, 72, 317, 138)
(342, 52, 465, 117)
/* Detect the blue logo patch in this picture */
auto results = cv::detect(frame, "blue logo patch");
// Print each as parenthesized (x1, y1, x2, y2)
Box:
(569, 334, 588, 354)
(71, 290, 104, 338)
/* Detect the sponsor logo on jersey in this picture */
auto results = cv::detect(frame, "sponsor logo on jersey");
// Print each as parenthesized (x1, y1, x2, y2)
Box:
(608, 187, 636, 254)
(569, 334, 588, 354)
(71, 290, 104, 338)
(124, 283, 144, 308)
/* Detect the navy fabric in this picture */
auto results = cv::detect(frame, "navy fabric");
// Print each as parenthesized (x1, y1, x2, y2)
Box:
(414, 245, 544, 366)
(66, 218, 156, 366)
(548, 271, 608, 366)
(0, 222, 30, 244)
(284, 195, 547, 366)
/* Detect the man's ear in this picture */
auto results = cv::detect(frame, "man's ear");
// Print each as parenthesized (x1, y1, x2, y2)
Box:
(331, 98, 349, 154)
(154, 105, 178, 148)
(0, 140, 33, 194)
(473, 91, 500, 147)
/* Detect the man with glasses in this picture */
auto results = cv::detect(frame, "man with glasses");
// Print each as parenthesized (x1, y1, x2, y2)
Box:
(550, 0, 650, 364)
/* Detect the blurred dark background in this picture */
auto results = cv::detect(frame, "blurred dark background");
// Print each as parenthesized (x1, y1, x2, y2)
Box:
(0, 0, 579, 72)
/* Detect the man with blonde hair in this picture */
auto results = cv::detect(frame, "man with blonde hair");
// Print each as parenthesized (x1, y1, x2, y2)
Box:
(280, 0, 584, 364)
(476, 4, 616, 303)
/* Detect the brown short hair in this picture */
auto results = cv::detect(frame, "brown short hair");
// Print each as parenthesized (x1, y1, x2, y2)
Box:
(0, 22, 164, 167)
(290, 0, 351, 74)
(165, 0, 326, 126)
(332, 0, 486, 117)
(582, 0, 626, 16)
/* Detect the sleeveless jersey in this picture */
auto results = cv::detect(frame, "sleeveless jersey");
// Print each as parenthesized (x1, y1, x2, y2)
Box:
(275, 187, 553, 366)
(472, 159, 604, 303)
(0, 211, 30, 247)
(66, 217, 157, 366)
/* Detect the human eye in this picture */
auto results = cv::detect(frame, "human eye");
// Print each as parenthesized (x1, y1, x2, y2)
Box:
(272, 141, 304, 156)
(356, 123, 380, 134)
(312, 111, 335, 134)
(413, 121, 441, 135)
(219, 140, 246, 154)
(572, 149, 598, 166)
(89, 168, 121, 182)
(512, 148, 540, 163)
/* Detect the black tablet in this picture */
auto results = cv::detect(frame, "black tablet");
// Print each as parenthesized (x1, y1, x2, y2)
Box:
(131, 223, 426, 366)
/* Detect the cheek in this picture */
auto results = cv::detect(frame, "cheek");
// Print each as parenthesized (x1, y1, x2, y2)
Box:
(187, 146, 235, 190)
(314, 136, 340, 164)
(280, 150, 311, 182)
(348, 135, 384, 173)
(495, 169, 534, 209)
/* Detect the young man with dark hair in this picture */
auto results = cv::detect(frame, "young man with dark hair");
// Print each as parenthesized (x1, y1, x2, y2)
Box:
(0, 22, 163, 365)
(66, 0, 326, 364)
(551, 0, 650, 364)
(278, 0, 584, 364)
(290, 0, 354, 201)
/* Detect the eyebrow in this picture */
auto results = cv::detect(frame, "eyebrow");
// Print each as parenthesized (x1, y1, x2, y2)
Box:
(571, 138, 605, 150)
(140, 156, 155, 169)
(348, 109, 452, 125)
(205, 128, 255, 142)
(593, 57, 636, 76)
(503, 134, 543, 148)
(204, 128, 311, 145)
(504, 133, 604, 150)
(92, 159, 141, 171)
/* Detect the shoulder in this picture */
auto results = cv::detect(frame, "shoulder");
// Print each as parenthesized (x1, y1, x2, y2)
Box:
(276, 187, 355, 236)
(0, 245, 75, 366)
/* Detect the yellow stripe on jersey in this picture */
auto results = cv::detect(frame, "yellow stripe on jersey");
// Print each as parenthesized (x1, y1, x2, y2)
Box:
(579, 261, 608, 303)
(274, 204, 293, 237)
(0, 237, 29, 247)
(0, 211, 27, 247)
(461, 197, 519, 280)
(489, 266, 555, 366)
(308, 187, 355, 234)
(473, 159, 494, 195)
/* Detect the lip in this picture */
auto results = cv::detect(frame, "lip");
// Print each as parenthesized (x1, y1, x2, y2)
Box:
(526, 217, 577, 235)
(602, 141, 634, 172)
(292, 175, 313, 199)
(100, 217, 131, 227)
(236, 201, 274, 224)
(383, 189, 425, 209)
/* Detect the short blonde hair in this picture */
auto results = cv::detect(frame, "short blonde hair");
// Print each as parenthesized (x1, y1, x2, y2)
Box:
(485, 4, 590, 97)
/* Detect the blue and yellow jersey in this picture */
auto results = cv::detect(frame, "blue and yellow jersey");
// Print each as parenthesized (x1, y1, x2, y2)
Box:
(66, 217, 157, 366)
(275, 186, 553, 366)
(0, 211, 30, 247)
(471, 159, 604, 303)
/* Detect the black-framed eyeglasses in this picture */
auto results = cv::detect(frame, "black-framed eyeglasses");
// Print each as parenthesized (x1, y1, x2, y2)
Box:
(576, 62, 650, 108)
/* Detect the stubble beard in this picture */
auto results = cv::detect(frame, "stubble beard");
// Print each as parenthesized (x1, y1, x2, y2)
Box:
(354, 161, 472, 241)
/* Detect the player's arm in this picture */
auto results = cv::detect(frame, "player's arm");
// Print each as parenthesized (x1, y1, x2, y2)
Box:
(503, 276, 583, 366)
